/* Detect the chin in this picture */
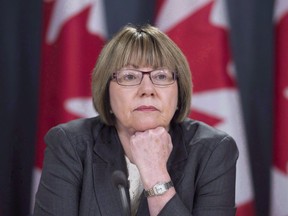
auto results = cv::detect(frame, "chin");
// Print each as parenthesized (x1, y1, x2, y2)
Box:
(133, 122, 168, 132)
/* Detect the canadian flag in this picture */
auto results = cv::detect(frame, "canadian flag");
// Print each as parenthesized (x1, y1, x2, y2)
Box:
(155, 0, 255, 215)
(271, 0, 288, 215)
(31, 0, 106, 210)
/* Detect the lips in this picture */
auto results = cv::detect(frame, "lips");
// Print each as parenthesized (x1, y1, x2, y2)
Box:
(134, 105, 158, 111)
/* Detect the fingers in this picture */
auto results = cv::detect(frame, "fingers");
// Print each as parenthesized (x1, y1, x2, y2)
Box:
(129, 127, 173, 172)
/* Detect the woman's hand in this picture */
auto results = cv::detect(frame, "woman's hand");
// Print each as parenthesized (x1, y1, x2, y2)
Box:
(129, 127, 176, 216)
(129, 127, 173, 188)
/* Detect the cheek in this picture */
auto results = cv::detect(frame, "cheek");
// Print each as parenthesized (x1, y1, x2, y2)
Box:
(109, 91, 122, 113)
(109, 85, 131, 117)
(109, 84, 119, 112)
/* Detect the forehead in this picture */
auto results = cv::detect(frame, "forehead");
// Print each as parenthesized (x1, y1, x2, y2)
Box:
(112, 32, 176, 71)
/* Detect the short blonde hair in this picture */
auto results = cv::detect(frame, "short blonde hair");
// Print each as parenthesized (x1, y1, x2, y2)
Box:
(92, 24, 192, 125)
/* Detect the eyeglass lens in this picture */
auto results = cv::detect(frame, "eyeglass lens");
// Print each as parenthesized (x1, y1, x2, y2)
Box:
(114, 69, 175, 86)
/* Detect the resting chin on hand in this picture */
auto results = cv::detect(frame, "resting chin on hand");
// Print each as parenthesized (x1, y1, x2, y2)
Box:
(34, 24, 238, 216)
(129, 127, 176, 216)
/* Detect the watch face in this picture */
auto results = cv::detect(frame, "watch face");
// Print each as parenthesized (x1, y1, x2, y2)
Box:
(154, 184, 166, 195)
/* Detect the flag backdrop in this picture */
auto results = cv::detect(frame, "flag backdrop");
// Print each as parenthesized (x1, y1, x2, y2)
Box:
(0, 1, 281, 215)
(154, 0, 255, 215)
(272, 0, 288, 215)
(31, 0, 107, 209)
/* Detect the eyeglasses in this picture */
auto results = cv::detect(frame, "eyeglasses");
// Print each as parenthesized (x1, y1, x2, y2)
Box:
(112, 68, 177, 86)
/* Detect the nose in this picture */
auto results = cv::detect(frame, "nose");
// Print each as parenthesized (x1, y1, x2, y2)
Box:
(138, 74, 155, 96)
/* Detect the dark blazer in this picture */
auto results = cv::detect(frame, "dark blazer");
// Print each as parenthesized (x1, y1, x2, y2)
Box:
(33, 117, 239, 216)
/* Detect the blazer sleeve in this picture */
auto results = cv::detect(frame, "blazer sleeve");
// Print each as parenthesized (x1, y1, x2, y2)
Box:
(33, 126, 83, 216)
(158, 135, 239, 216)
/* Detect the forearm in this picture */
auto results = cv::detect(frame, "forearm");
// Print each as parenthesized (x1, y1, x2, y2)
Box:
(147, 188, 176, 216)
(142, 171, 176, 216)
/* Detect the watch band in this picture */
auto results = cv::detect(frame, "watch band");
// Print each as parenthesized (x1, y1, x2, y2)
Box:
(144, 181, 174, 197)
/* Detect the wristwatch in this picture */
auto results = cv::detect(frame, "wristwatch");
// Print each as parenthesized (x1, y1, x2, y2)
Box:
(144, 181, 174, 197)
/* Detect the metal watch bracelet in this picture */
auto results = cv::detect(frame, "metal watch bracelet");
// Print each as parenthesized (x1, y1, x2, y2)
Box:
(144, 181, 174, 197)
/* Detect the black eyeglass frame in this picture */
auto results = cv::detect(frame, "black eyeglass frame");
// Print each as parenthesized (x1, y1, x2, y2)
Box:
(111, 69, 178, 87)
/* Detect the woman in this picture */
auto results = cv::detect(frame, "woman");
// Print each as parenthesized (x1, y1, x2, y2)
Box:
(34, 24, 239, 216)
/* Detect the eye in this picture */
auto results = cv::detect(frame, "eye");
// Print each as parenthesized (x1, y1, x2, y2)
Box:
(152, 70, 170, 81)
(156, 73, 168, 80)
(123, 72, 138, 81)
(117, 70, 140, 83)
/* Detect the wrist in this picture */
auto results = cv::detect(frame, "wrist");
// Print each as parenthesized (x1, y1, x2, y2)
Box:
(141, 171, 171, 189)
(144, 180, 174, 197)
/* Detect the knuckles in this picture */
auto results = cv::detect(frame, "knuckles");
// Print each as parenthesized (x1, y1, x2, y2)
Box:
(131, 127, 172, 150)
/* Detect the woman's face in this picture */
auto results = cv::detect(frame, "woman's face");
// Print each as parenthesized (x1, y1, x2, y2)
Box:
(109, 66, 178, 135)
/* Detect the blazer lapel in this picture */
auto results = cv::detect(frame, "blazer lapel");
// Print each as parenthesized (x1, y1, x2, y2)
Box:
(167, 122, 188, 185)
(92, 125, 130, 216)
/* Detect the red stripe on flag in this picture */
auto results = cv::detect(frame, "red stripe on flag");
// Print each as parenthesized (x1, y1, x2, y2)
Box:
(165, 3, 235, 92)
(236, 201, 255, 216)
(274, 11, 288, 174)
(271, 1, 288, 214)
(35, 1, 105, 169)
